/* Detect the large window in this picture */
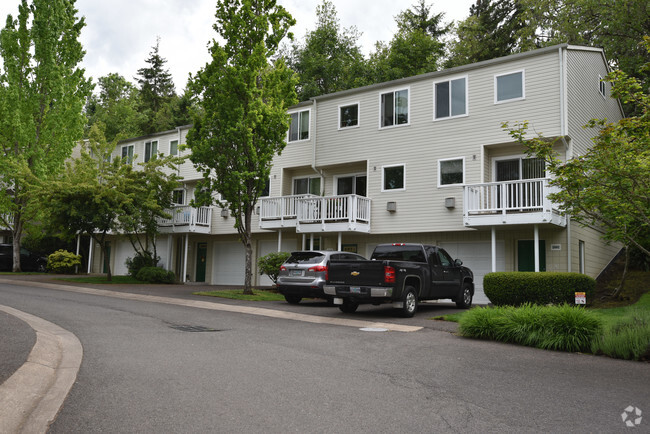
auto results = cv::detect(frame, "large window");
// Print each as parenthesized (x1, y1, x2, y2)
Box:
(170, 139, 178, 156)
(382, 165, 405, 191)
(335, 175, 367, 196)
(434, 77, 467, 119)
(121, 144, 134, 164)
(144, 140, 158, 162)
(172, 189, 185, 205)
(289, 110, 310, 142)
(439, 158, 465, 186)
(339, 103, 359, 129)
(495, 70, 524, 103)
(293, 177, 320, 195)
(380, 89, 409, 128)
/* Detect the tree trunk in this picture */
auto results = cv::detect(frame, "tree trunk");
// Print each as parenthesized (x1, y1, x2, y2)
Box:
(11, 212, 23, 273)
(242, 207, 254, 295)
(608, 247, 630, 299)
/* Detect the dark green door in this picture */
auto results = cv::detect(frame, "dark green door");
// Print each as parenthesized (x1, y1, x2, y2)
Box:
(196, 242, 207, 282)
(518, 240, 546, 272)
(103, 242, 111, 274)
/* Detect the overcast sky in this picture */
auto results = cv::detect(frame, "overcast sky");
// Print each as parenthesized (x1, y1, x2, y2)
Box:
(0, 0, 475, 93)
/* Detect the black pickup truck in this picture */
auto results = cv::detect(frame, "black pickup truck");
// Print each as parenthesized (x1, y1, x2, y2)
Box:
(324, 243, 474, 317)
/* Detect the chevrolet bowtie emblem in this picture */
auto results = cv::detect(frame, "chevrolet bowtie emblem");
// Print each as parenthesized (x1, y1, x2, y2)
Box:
(351, 271, 360, 276)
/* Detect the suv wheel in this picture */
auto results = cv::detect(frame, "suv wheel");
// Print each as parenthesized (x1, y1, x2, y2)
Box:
(284, 295, 302, 304)
(455, 283, 473, 309)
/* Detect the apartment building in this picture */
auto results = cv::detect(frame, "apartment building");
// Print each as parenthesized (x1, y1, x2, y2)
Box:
(91, 44, 624, 303)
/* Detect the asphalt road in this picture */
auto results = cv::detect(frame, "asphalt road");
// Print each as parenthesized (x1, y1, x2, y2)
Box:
(0, 280, 648, 433)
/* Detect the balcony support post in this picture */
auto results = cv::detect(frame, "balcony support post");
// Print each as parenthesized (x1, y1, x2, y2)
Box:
(534, 224, 540, 272)
(491, 226, 496, 272)
(310, 233, 314, 251)
(87, 236, 93, 274)
(182, 234, 189, 283)
(277, 230, 282, 252)
(338, 232, 342, 251)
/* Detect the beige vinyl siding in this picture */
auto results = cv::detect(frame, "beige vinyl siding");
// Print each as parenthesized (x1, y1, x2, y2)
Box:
(570, 224, 621, 277)
(566, 49, 624, 158)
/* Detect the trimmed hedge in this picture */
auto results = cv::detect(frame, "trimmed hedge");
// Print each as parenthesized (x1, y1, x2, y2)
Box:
(125, 252, 158, 279)
(47, 250, 82, 274)
(484, 272, 596, 306)
(136, 266, 176, 284)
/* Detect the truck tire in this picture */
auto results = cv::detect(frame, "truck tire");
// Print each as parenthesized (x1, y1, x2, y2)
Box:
(284, 295, 302, 304)
(339, 299, 359, 313)
(455, 283, 473, 309)
(399, 286, 418, 318)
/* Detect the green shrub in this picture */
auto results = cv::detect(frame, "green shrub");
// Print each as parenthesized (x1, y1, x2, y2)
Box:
(257, 251, 290, 284)
(592, 309, 650, 361)
(125, 251, 158, 279)
(47, 250, 82, 274)
(484, 272, 596, 306)
(459, 304, 602, 353)
(135, 266, 176, 284)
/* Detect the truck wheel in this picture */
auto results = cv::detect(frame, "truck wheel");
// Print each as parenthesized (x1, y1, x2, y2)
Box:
(455, 283, 473, 309)
(399, 286, 418, 318)
(339, 299, 359, 313)
(284, 295, 302, 304)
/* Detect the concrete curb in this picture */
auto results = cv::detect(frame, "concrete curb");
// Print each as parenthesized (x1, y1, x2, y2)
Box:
(0, 305, 83, 434)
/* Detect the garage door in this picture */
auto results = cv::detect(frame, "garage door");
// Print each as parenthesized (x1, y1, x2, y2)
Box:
(211, 241, 245, 285)
(257, 239, 296, 286)
(440, 241, 505, 305)
(113, 239, 135, 276)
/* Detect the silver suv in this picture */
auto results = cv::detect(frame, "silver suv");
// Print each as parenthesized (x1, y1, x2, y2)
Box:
(277, 250, 366, 304)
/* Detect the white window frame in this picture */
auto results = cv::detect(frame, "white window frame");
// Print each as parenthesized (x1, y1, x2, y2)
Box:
(172, 189, 185, 205)
(438, 157, 466, 187)
(333, 173, 366, 195)
(169, 139, 179, 156)
(381, 164, 406, 192)
(121, 144, 134, 164)
(494, 70, 525, 104)
(378, 87, 410, 129)
(433, 75, 469, 120)
(598, 76, 607, 99)
(492, 154, 547, 181)
(288, 108, 311, 143)
(291, 175, 321, 196)
(144, 140, 158, 162)
(338, 102, 360, 130)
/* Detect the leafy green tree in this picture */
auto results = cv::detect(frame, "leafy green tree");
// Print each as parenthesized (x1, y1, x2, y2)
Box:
(135, 37, 177, 134)
(85, 73, 146, 142)
(368, 0, 450, 82)
(446, 0, 531, 68)
(0, 0, 92, 271)
(187, 0, 298, 294)
(286, 0, 366, 100)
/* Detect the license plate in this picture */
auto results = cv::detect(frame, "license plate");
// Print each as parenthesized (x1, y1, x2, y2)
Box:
(290, 270, 303, 276)
(351, 287, 361, 293)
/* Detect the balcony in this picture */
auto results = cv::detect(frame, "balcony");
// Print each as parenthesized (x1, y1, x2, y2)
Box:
(259, 194, 371, 233)
(157, 205, 212, 234)
(463, 178, 566, 227)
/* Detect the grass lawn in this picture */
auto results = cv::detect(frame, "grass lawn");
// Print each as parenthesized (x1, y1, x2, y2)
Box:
(0, 272, 47, 275)
(56, 275, 145, 284)
(193, 289, 285, 301)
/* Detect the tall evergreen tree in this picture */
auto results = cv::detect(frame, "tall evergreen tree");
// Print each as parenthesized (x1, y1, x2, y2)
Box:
(286, 0, 366, 101)
(0, 0, 92, 271)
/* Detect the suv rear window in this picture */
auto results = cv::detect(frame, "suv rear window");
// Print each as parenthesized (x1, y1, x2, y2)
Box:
(286, 252, 325, 264)
(371, 246, 426, 262)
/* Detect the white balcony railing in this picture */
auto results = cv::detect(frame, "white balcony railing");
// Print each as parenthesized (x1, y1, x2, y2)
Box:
(259, 194, 371, 232)
(157, 205, 212, 233)
(463, 178, 566, 227)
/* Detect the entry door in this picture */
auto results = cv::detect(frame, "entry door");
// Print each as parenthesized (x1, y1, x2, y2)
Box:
(517, 240, 546, 272)
(336, 175, 367, 196)
(196, 242, 207, 282)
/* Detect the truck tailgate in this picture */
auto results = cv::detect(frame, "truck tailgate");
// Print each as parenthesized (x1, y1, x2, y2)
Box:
(327, 260, 387, 287)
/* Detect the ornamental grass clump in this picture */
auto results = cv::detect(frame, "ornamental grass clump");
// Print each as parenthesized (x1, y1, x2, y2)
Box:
(592, 309, 650, 361)
(459, 304, 602, 353)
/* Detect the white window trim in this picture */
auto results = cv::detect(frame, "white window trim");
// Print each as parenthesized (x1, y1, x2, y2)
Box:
(381, 163, 406, 192)
(437, 157, 466, 187)
(338, 102, 361, 130)
(333, 173, 366, 195)
(145, 140, 158, 162)
(494, 69, 525, 104)
(492, 154, 547, 182)
(169, 139, 179, 156)
(121, 144, 134, 164)
(287, 108, 311, 143)
(172, 188, 185, 205)
(598, 75, 607, 99)
(291, 175, 322, 195)
(378, 87, 410, 130)
(432, 75, 469, 121)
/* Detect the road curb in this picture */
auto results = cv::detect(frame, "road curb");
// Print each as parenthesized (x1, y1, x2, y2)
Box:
(0, 305, 83, 433)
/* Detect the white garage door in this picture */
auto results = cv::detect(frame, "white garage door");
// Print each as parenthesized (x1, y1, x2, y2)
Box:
(440, 241, 505, 305)
(113, 239, 135, 276)
(211, 241, 246, 285)
(257, 239, 296, 286)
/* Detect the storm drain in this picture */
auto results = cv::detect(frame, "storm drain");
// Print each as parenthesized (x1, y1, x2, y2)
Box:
(168, 324, 224, 332)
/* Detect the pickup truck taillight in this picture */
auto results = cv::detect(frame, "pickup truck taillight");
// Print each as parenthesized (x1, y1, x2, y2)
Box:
(384, 265, 396, 283)
(308, 265, 328, 280)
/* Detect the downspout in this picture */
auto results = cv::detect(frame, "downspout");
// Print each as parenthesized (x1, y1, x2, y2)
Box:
(559, 47, 572, 272)
(310, 99, 325, 189)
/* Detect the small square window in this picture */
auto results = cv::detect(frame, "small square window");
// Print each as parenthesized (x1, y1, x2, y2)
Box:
(439, 158, 464, 186)
(382, 165, 405, 191)
(380, 89, 409, 128)
(434, 77, 467, 119)
(289, 110, 310, 142)
(495, 71, 524, 103)
(339, 103, 359, 129)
